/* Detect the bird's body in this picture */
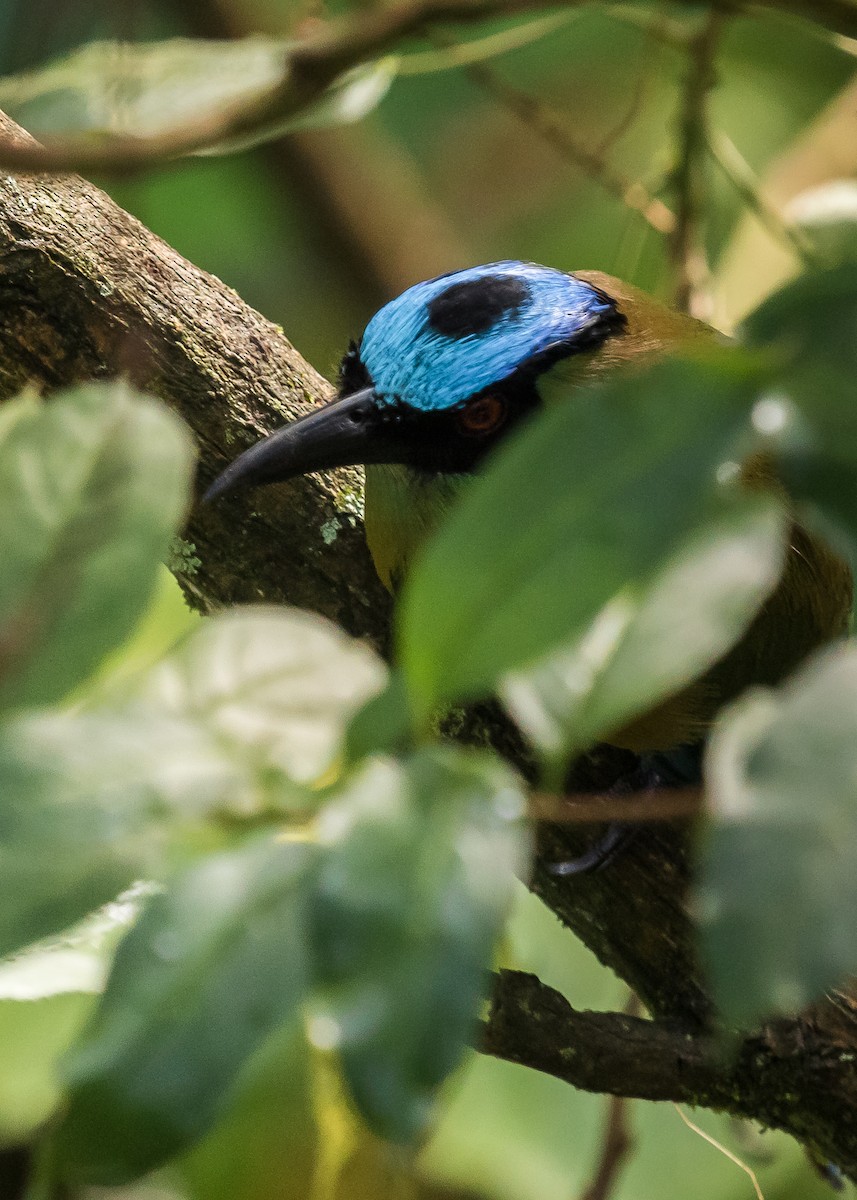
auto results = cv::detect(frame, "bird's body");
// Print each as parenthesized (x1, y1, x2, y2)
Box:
(206, 261, 852, 758)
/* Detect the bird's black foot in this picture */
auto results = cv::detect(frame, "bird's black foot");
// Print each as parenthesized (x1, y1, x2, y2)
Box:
(548, 820, 638, 875)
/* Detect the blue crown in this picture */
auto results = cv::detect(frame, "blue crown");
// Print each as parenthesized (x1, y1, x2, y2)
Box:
(358, 261, 615, 412)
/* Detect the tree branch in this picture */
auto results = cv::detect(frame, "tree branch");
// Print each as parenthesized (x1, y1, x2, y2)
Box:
(483, 971, 857, 1179)
(0, 105, 856, 1180)
(668, 6, 726, 316)
(0, 0, 853, 174)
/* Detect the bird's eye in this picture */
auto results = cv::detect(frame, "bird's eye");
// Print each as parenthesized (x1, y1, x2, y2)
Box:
(455, 394, 508, 437)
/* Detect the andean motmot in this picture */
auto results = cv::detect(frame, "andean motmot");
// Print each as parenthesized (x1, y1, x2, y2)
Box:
(206, 262, 852, 864)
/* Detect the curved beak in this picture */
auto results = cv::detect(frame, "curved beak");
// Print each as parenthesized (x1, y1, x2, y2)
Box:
(204, 386, 395, 502)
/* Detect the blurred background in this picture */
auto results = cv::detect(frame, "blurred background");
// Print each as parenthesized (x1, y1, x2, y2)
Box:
(0, 1, 853, 1197)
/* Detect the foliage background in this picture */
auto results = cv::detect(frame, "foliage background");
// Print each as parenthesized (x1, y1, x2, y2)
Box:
(0, 0, 853, 1197)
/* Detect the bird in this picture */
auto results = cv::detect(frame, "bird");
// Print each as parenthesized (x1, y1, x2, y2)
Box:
(205, 261, 852, 867)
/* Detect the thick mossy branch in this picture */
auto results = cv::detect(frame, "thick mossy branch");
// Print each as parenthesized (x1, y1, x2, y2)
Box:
(0, 106, 854, 1177)
(0, 111, 391, 648)
(484, 971, 857, 1179)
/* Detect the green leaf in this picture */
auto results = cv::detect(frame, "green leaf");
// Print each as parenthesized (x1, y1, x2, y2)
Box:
(0, 607, 384, 955)
(0, 381, 193, 710)
(135, 606, 387, 789)
(309, 748, 527, 1144)
(698, 645, 857, 1027)
(741, 264, 857, 539)
(0, 889, 149, 1140)
(0, 715, 168, 957)
(502, 494, 786, 779)
(0, 38, 396, 152)
(56, 838, 315, 1185)
(399, 351, 765, 719)
(0, 885, 150, 1002)
(343, 670, 415, 764)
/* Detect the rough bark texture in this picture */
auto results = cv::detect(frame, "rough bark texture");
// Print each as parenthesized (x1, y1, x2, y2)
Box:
(0, 107, 855, 1178)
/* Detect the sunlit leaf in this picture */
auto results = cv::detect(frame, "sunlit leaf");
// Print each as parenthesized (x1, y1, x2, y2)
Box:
(0, 885, 150, 1002)
(309, 748, 527, 1144)
(0, 606, 384, 954)
(698, 644, 857, 1027)
(0, 37, 396, 153)
(56, 839, 315, 1185)
(502, 494, 785, 780)
(399, 351, 765, 720)
(0, 381, 193, 710)
(136, 606, 386, 788)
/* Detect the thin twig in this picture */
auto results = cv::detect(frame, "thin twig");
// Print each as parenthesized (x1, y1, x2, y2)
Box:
(458, 54, 676, 235)
(674, 1107, 766, 1200)
(529, 787, 702, 824)
(707, 128, 822, 268)
(669, 6, 727, 315)
(577, 995, 641, 1200)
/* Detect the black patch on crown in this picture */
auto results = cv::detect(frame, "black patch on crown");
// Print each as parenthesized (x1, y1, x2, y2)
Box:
(426, 275, 530, 339)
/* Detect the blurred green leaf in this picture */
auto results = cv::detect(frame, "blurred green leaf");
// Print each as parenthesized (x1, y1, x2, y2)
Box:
(0, 884, 149, 1002)
(135, 606, 386, 789)
(0, 606, 384, 954)
(741, 264, 857, 539)
(502, 493, 785, 780)
(788, 181, 857, 266)
(310, 747, 527, 1144)
(0, 713, 170, 957)
(0, 381, 193, 710)
(399, 351, 765, 719)
(0, 992, 95, 1143)
(343, 670, 415, 764)
(56, 838, 315, 1185)
(0, 37, 396, 152)
(698, 644, 857, 1027)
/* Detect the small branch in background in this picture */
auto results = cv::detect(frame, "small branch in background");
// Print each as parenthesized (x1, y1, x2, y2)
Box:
(668, 6, 727, 316)
(707, 128, 822, 268)
(713, 73, 857, 324)
(456, 53, 676, 235)
(579, 1097, 635, 1200)
(174, 0, 474, 306)
(529, 787, 702, 824)
(0, 0, 853, 175)
(577, 994, 641, 1200)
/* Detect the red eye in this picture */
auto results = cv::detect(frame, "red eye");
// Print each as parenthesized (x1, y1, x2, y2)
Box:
(455, 394, 507, 436)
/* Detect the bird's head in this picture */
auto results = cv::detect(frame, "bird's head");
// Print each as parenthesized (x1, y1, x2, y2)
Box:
(204, 261, 629, 500)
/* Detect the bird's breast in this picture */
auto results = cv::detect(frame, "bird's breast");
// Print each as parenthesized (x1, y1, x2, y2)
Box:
(364, 464, 469, 593)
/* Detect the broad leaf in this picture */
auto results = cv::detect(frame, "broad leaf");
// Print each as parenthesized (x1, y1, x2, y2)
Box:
(502, 494, 785, 780)
(399, 351, 765, 719)
(741, 264, 857, 539)
(309, 748, 527, 1143)
(0, 607, 384, 955)
(0, 714, 174, 957)
(343, 670, 415, 764)
(0, 37, 396, 153)
(698, 645, 857, 1027)
(136, 606, 386, 789)
(0, 382, 193, 710)
(56, 839, 315, 1185)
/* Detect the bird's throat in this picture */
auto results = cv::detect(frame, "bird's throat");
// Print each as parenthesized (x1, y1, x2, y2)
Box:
(364, 464, 469, 593)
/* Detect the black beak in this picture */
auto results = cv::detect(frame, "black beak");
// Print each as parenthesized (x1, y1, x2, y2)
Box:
(204, 386, 395, 502)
